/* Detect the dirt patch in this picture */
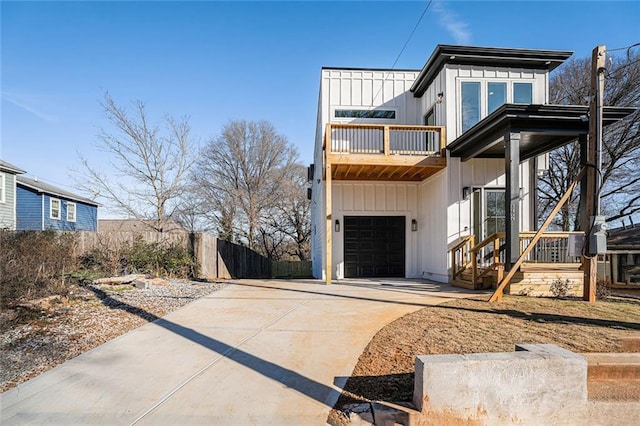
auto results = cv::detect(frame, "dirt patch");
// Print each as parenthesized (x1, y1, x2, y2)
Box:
(329, 295, 640, 424)
(0, 280, 225, 392)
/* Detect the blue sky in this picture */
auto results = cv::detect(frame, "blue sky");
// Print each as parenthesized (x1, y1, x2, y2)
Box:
(2, 1, 639, 217)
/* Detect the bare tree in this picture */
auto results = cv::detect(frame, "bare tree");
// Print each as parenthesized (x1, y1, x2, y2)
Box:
(272, 164, 311, 260)
(193, 120, 300, 253)
(253, 164, 311, 260)
(74, 93, 196, 232)
(538, 50, 640, 229)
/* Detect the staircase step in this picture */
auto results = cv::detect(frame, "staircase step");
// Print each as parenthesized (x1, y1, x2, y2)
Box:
(588, 379, 640, 401)
(585, 353, 640, 380)
(620, 336, 640, 352)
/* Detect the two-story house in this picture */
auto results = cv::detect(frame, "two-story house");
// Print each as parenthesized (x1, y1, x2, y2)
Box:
(311, 45, 632, 294)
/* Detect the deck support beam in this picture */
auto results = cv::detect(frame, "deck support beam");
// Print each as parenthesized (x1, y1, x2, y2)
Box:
(505, 131, 521, 270)
(325, 163, 332, 285)
(325, 125, 333, 285)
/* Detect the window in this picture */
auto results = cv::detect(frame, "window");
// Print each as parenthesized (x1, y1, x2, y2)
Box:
(67, 202, 76, 222)
(334, 109, 396, 119)
(0, 173, 5, 203)
(460, 80, 535, 134)
(487, 82, 507, 114)
(513, 82, 533, 104)
(424, 108, 437, 151)
(484, 190, 506, 238)
(50, 198, 61, 220)
(461, 82, 481, 132)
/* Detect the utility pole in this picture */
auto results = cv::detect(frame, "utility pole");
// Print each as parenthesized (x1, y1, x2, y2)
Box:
(582, 45, 606, 302)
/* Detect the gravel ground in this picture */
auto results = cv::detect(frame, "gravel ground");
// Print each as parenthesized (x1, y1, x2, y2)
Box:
(0, 279, 226, 392)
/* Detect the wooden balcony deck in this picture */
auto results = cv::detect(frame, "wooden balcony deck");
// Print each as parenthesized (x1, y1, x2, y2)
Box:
(323, 123, 447, 181)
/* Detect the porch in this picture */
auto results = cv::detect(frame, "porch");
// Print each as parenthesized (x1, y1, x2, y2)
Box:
(446, 104, 634, 299)
(450, 231, 584, 295)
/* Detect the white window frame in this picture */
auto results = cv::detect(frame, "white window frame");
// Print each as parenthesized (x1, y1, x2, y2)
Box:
(0, 173, 5, 204)
(66, 201, 77, 222)
(50, 198, 61, 220)
(457, 78, 536, 135)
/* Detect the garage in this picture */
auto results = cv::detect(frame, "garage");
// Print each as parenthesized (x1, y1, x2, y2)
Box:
(343, 216, 406, 278)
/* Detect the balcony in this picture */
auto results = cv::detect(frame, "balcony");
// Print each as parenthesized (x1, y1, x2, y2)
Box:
(323, 123, 447, 181)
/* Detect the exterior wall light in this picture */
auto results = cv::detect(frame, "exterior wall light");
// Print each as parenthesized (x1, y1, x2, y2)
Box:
(462, 186, 472, 200)
(411, 219, 418, 232)
(437, 92, 444, 104)
(335, 219, 340, 232)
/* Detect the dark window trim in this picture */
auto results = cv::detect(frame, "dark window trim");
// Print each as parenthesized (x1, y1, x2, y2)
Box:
(334, 109, 396, 119)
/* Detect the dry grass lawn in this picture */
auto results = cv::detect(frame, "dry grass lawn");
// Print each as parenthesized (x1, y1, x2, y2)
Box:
(331, 294, 640, 418)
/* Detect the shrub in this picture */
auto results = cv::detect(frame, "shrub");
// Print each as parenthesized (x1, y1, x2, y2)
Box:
(79, 236, 196, 278)
(0, 230, 79, 307)
(550, 278, 571, 298)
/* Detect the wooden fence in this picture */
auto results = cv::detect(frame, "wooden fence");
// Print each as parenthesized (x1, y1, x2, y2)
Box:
(272, 261, 313, 278)
(73, 231, 305, 280)
(215, 239, 271, 279)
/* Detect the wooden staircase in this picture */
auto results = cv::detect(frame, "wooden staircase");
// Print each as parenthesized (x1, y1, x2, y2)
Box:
(450, 231, 585, 296)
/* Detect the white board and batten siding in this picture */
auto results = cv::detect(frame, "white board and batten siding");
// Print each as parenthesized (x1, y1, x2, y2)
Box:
(320, 69, 422, 126)
(311, 69, 422, 279)
(312, 64, 549, 281)
(444, 65, 548, 141)
(331, 181, 421, 280)
(448, 157, 534, 234)
(417, 171, 449, 282)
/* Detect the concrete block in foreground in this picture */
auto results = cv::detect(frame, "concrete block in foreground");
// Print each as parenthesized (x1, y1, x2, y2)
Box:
(413, 344, 587, 424)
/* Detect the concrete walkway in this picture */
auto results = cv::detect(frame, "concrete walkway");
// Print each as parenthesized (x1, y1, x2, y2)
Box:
(1, 279, 473, 425)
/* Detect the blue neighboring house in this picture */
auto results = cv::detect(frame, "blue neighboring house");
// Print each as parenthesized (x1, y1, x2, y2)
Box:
(16, 176, 99, 231)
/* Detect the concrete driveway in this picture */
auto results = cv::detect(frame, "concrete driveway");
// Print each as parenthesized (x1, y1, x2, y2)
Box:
(1, 279, 473, 425)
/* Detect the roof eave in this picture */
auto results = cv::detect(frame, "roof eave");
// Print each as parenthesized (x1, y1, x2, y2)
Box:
(410, 45, 574, 97)
(17, 180, 100, 207)
(447, 104, 636, 160)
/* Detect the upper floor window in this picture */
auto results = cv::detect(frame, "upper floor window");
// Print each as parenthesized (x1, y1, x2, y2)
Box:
(67, 202, 77, 222)
(460, 80, 535, 133)
(334, 109, 396, 119)
(488, 82, 507, 114)
(424, 108, 437, 151)
(461, 82, 481, 133)
(513, 82, 533, 104)
(50, 198, 61, 220)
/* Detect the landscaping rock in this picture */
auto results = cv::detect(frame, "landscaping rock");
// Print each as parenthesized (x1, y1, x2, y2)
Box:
(1, 279, 226, 392)
(132, 279, 150, 290)
(150, 278, 170, 286)
(92, 274, 144, 286)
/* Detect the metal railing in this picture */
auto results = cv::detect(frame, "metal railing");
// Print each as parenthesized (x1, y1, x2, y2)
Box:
(326, 124, 446, 156)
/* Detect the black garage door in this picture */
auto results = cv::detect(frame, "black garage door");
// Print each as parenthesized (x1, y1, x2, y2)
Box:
(344, 216, 405, 278)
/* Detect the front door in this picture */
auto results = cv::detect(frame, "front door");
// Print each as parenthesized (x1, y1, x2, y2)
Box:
(472, 188, 506, 241)
(344, 216, 405, 278)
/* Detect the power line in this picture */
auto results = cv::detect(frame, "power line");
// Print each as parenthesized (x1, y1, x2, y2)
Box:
(605, 57, 640, 79)
(388, 0, 434, 73)
(370, 0, 433, 106)
(604, 42, 640, 53)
